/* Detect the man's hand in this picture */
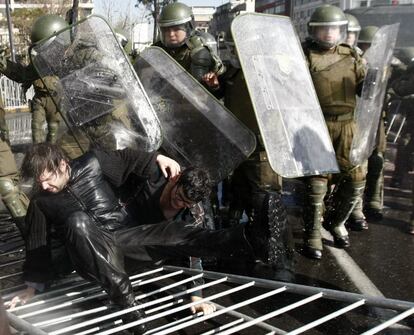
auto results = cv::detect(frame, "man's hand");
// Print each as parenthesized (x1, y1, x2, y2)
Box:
(156, 154, 181, 179)
(201, 71, 220, 89)
(190, 296, 216, 315)
(7, 286, 36, 310)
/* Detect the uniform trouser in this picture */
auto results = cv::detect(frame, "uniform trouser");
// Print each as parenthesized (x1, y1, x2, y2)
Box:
(31, 94, 61, 144)
(64, 212, 251, 307)
(303, 119, 366, 248)
(365, 149, 384, 211)
(0, 140, 29, 234)
(350, 120, 386, 218)
(393, 132, 414, 182)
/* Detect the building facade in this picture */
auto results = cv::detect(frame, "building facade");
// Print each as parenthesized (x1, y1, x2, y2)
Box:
(192, 5, 216, 32)
(0, 0, 94, 55)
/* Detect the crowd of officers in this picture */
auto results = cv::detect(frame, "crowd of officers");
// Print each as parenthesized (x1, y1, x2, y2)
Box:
(0, 1, 413, 311)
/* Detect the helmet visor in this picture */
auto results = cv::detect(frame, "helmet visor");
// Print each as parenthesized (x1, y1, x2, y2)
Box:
(346, 31, 360, 47)
(309, 22, 347, 48)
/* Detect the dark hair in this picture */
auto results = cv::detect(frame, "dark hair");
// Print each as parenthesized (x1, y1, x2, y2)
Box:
(177, 167, 211, 202)
(21, 143, 68, 180)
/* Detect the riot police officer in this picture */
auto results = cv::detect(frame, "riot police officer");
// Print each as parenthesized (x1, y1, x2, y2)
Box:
(219, 31, 293, 279)
(354, 25, 387, 222)
(0, 104, 29, 235)
(154, 2, 225, 91)
(345, 14, 361, 49)
(0, 15, 66, 144)
(301, 5, 366, 259)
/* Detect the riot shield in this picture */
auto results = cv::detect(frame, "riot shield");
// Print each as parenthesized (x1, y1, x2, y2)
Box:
(135, 47, 256, 183)
(29, 15, 162, 153)
(231, 13, 339, 178)
(350, 24, 399, 165)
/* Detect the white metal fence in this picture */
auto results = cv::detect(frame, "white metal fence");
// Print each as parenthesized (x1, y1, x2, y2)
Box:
(1, 75, 33, 145)
(0, 75, 33, 110)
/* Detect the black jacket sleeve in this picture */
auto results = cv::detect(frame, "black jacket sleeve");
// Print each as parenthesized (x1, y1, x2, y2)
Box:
(93, 148, 159, 188)
(23, 199, 54, 283)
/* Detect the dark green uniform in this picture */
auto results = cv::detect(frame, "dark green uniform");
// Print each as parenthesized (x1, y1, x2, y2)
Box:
(302, 39, 366, 254)
(30, 77, 61, 143)
(0, 102, 29, 232)
(0, 54, 61, 144)
(154, 32, 223, 88)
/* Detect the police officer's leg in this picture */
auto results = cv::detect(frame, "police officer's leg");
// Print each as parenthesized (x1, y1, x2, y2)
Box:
(0, 143, 29, 236)
(391, 132, 411, 187)
(45, 96, 60, 144)
(347, 160, 369, 231)
(31, 97, 47, 144)
(65, 212, 147, 334)
(325, 166, 366, 248)
(303, 177, 328, 259)
(227, 161, 250, 227)
(323, 119, 366, 247)
(364, 149, 384, 221)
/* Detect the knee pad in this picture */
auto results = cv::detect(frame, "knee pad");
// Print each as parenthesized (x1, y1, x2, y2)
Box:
(0, 178, 27, 218)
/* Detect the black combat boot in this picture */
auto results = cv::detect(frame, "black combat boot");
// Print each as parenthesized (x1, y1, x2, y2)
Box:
(365, 151, 384, 222)
(346, 193, 368, 231)
(245, 191, 295, 281)
(324, 180, 366, 248)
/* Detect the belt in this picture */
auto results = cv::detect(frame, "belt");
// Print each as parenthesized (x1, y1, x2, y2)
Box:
(324, 112, 354, 122)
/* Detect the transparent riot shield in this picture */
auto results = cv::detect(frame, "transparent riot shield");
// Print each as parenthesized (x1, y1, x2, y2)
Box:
(135, 47, 256, 183)
(29, 15, 162, 153)
(231, 13, 339, 178)
(350, 24, 399, 165)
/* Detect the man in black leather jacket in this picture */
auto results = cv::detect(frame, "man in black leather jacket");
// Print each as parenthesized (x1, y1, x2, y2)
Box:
(9, 143, 271, 334)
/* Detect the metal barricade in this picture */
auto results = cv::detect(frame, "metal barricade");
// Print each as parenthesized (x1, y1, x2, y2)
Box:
(2, 256, 413, 335)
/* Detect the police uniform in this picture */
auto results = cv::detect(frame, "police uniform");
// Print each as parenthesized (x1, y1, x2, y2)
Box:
(154, 31, 224, 87)
(0, 103, 29, 233)
(30, 77, 61, 143)
(302, 39, 366, 255)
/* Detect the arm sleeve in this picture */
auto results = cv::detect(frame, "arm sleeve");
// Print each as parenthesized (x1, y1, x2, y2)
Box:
(93, 148, 158, 188)
(190, 47, 214, 82)
(355, 52, 366, 85)
(22, 200, 54, 283)
(2, 61, 38, 83)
